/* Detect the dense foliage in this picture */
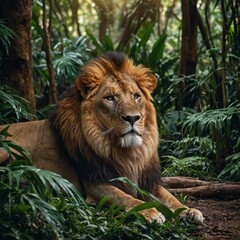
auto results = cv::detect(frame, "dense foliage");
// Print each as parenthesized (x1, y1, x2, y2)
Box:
(0, 0, 239, 239)
(30, 0, 240, 180)
(0, 128, 200, 239)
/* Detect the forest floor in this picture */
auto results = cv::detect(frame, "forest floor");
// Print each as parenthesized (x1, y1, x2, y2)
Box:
(186, 197, 240, 239)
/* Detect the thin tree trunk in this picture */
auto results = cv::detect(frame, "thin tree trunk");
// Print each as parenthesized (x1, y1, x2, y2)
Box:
(162, 0, 177, 34)
(196, 8, 218, 108)
(178, 0, 198, 109)
(42, 0, 57, 104)
(72, 0, 81, 36)
(230, 0, 240, 100)
(0, 0, 35, 112)
(53, 0, 69, 38)
(95, 0, 108, 41)
(117, 0, 158, 50)
(204, 0, 224, 109)
(220, 0, 227, 108)
(92, 0, 113, 41)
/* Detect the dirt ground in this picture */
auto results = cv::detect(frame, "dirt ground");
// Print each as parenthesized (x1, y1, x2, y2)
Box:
(186, 197, 240, 239)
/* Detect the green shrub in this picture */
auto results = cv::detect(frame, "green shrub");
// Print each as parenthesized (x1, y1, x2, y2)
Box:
(0, 19, 17, 60)
(0, 86, 33, 124)
(0, 128, 200, 239)
(182, 105, 240, 180)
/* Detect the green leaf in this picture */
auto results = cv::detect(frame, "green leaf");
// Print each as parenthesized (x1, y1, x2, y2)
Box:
(86, 31, 104, 53)
(156, 204, 175, 220)
(0, 126, 11, 137)
(103, 35, 114, 51)
(95, 195, 109, 212)
(122, 201, 160, 221)
(148, 34, 167, 68)
(173, 207, 187, 218)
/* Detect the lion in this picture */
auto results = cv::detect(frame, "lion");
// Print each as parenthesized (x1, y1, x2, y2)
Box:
(0, 52, 203, 224)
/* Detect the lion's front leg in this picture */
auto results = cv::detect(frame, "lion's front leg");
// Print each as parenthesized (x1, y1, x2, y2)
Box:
(84, 182, 165, 223)
(154, 185, 204, 223)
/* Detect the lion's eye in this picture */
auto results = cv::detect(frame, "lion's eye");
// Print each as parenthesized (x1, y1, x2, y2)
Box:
(105, 95, 115, 102)
(134, 93, 141, 100)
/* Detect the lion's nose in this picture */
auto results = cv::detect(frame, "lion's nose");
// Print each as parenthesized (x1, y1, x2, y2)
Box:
(121, 115, 141, 125)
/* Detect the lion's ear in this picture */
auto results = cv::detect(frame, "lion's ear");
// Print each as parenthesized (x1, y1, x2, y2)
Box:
(135, 69, 158, 98)
(141, 72, 158, 93)
(76, 73, 100, 98)
(76, 74, 90, 97)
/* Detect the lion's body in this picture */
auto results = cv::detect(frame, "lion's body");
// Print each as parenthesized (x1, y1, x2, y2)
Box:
(0, 120, 80, 188)
(0, 52, 203, 223)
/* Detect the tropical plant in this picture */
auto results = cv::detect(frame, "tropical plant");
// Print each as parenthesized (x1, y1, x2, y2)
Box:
(52, 36, 91, 87)
(160, 134, 216, 180)
(162, 155, 216, 179)
(0, 19, 17, 61)
(0, 127, 87, 239)
(181, 104, 240, 180)
(32, 36, 91, 108)
(87, 31, 114, 55)
(0, 86, 33, 124)
(0, 127, 201, 239)
(217, 152, 240, 181)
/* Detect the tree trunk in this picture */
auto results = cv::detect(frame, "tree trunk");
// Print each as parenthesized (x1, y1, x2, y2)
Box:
(117, 0, 158, 50)
(71, 0, 81, 36)
(0, 0, 35, 112)
(177, 0, 198, 109)
(196, 7, 219, 108)
(204, 0, 226, 109)
(220, 0, 227, 108)
(92, 0, 113, 42)
(42, 0, 57, 104)
(53, 0, 69, 38)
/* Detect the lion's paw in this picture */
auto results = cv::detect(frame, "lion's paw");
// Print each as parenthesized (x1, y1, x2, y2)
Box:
(180, 208, 204, 224)
(140, 208, 165, 224)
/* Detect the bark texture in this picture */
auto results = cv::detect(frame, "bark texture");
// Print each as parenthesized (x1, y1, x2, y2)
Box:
(178, 0, 198, 109)
(162, 177, 240, 198)
(0, 0, 35, 111)
(42, 0, 57, 104)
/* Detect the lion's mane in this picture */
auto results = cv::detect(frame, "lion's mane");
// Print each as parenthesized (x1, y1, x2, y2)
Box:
(50, 52, 162, 196)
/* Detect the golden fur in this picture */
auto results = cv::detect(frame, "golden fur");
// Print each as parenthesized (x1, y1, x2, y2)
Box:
(0, 52, 204, 223)
(51, 52, 159, 189)
(49, 52, 204, 223)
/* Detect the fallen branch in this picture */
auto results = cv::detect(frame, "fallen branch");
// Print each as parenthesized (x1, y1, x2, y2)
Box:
(162, 176, 209, 188)
(162, 176, 240, 198)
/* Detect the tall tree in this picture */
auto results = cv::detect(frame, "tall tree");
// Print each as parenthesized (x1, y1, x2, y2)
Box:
(92, 0, 113, 41)
(0, 0, 35, 112)
(117, 0, 159, 49)
(72, 0, 81, 36)
(42, 0, 57, 104)
(178, 0, 198, 109)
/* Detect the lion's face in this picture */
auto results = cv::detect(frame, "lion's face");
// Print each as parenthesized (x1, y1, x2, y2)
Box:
(93, 74, 146, 148)
(76, 52, 158, 156)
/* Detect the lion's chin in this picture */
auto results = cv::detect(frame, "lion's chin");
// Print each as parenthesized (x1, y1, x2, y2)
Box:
(119, 133, 143, 148)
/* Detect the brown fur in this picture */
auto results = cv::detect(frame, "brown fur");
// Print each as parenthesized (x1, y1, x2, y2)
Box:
(0, 52, 204, 223)
(49, 52, 204, 223)
(50, 52, 159, 193)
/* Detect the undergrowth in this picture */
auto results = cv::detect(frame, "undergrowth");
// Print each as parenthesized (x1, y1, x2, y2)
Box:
(0, 127, 201, 240)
